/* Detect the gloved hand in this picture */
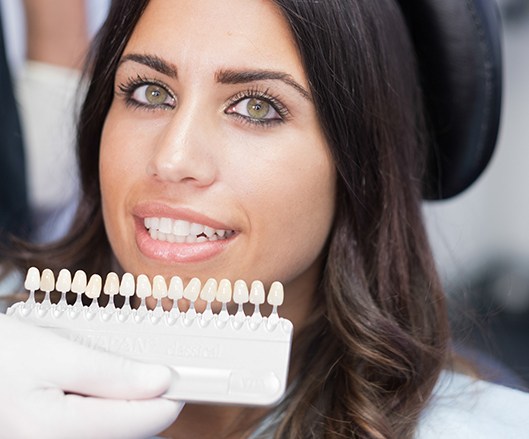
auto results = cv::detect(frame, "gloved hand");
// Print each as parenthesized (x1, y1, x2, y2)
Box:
(0, 313, 183, 439)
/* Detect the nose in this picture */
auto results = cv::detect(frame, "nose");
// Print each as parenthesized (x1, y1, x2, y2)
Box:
(146, 104, 217, 188)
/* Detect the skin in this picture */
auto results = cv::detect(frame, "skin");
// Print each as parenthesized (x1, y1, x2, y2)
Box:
(99, 0, 336, 436)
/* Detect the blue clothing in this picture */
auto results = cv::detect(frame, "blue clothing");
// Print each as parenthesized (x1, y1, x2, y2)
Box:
(417, 371, 529, 438)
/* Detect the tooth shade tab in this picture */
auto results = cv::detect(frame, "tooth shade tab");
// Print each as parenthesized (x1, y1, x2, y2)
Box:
(184, 277, 201, 302)
(267, 282, 284, 307)
(85, 274, 102, 299)
(71, 270, 87, 294)
(40, 269, 55, 293)
(136, 274, 152, 298)
(216, 279, 232, 303)
(103, 272, 119, 296)
(200, 278, 218, 303)
(24, 267, 40, 291)
(10, 268, 294, 408)
(168, 276, 184, 300)
(56, 269, 72, 293)
(19, 268, 285, 321)
(119, 273, 135, 297)
(152, 275, 168, 299)
(250, 281, 265, 305)
(233, 280, 249, 305)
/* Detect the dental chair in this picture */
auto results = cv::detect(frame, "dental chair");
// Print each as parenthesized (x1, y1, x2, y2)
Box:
(400, 0, 502, 200)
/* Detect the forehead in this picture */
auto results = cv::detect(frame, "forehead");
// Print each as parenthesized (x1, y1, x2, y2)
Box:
(124, 0, 306, 81)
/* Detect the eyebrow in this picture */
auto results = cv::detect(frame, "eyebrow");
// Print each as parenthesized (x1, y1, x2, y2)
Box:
(216, 69, 311, 101)
(118, 53, 311, 101)
(118, 53, 178, 78)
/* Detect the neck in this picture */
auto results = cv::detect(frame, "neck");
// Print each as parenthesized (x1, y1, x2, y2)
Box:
(161, 404, 268, 439)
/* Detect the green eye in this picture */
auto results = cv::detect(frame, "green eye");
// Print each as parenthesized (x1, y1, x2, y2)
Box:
(247, 98, 271, 119)
(144, 84, 169, 105)
(127, 83, 175, 108)
(227, 96, 283, 124)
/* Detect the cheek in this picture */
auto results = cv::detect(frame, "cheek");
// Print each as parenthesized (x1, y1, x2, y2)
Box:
(99, 112, 142, 255)
(241, 145, 336, 284)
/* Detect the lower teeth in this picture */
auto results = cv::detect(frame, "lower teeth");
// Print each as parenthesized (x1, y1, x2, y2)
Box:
(147, 229, 229, 242)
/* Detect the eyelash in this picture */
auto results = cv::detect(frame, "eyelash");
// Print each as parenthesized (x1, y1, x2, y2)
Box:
(116, 77, 290, 127)
(117, 75, 176, 111)
(224, 88, 290, 127)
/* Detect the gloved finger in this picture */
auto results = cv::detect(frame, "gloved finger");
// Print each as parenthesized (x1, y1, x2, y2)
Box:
(9, 391, 183, 439)
(46, 341, 174, 400)
(1, 315, 172, 399)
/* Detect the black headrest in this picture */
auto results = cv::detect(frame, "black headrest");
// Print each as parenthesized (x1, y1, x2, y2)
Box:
(398, 0, 503, 199)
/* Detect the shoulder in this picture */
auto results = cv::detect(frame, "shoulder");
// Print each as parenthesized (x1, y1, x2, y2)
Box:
(415, 370, 529, 438)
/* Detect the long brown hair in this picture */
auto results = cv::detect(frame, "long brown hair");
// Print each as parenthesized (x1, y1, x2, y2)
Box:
(9, 1, 449, 437)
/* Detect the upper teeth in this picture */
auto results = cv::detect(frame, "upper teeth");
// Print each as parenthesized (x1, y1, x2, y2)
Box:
(144, 217, 233, 242)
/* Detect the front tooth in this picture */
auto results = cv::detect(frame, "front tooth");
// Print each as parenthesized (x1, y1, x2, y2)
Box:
(71, 270, 87, 294)
(183, 277, 201, 301)
(233, 280, 249, 304)
(189, 222, 204, 235)
(173, 220, 191, 236)
(151, 217, 160, 230)
(152, 275, 168, 299)
(250, 280, 265, 305)
(119, 273, 135, 297)
(200, 278, 218, 302)
(204, 226, 215, 237)
(168, 276, 183, 300)
(103, 272, 119, 296)
(159, 217, 172, 234)
(56, 269, 72, 293)
(40, 269, 55, 293)
(216, 279, 232, 303)
(158, 232, 167, 241)
(24, 267, 40, 291)
(136, 274, 152, 298)
(85, 274, 102, 299)
(267, 281, 284, 306)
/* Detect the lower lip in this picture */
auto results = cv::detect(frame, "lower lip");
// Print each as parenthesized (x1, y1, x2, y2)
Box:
(135, 219, 233, 264)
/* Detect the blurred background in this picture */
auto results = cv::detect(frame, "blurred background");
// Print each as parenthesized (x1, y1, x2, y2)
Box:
(1, 0, 529, 385)
(424, 0, 529, 387)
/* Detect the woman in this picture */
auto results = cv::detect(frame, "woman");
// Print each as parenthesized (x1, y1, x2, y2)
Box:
(1, 0, 527, 438)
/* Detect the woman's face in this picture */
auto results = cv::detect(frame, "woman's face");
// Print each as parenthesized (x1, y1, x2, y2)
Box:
(100, 0, 336, 305)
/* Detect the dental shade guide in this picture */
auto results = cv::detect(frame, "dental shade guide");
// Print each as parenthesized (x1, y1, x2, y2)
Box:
(7, 267, 293, 406)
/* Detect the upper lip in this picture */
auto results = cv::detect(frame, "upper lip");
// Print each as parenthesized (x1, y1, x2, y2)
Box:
(132, 201, 235, 231)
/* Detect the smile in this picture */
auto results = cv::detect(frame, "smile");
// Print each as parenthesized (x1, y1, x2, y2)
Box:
(144, 217, 235, 243)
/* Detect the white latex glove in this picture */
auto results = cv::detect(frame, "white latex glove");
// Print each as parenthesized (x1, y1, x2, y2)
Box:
(0, 313, 183, 438)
